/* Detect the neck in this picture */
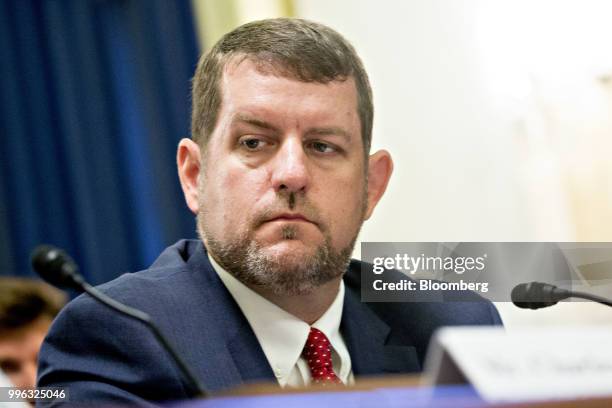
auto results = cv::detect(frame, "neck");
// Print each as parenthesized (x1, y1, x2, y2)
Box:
(249, 278, 342, 325)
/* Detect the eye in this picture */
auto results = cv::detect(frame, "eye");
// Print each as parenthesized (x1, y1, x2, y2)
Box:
(0, 359, 19, 374)
(239, 137, 266, 151)
(308, 141, 336, 154)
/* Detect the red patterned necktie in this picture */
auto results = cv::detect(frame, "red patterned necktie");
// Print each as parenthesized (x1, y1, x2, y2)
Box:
(302, 327, 342, 385)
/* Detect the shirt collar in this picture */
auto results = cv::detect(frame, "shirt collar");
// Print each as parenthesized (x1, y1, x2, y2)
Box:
(208, 253, 345, 386)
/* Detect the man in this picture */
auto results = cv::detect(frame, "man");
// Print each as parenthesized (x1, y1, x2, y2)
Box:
(0, 278, 66, 391)
(38, 18, 501, 405)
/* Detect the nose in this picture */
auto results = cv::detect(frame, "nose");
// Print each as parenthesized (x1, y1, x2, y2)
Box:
(270, 137, 310, 194)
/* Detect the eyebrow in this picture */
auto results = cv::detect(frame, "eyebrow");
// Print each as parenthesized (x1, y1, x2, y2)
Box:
(232, 113, 352, 142)
(304, 127, 352, 143)
(232, 114, 279, 132)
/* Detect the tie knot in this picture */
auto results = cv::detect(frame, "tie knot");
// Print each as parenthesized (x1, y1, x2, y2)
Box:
(302, 328, 341, 385)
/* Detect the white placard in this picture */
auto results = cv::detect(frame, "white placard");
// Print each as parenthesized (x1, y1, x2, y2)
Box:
(424, 326, 612, 402)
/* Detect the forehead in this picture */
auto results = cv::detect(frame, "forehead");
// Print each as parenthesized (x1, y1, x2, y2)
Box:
(218, 58, 360, 130)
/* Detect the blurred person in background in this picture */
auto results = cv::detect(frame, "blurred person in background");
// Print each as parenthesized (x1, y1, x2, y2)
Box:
(0, 278, 66, 390)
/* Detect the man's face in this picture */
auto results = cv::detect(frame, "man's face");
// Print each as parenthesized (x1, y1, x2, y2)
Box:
(195, 59, 368, 294)
(0, 317, 52, 390)
(179, 57, 393, 295)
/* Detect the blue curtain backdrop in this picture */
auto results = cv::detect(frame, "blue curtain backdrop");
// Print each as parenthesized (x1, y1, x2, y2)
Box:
(0, 0, 200, 285)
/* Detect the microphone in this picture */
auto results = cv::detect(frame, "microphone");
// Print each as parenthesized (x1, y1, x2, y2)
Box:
(31, 245, 207, 398)
(31, 245, 84, 290)
(511, 281, 612, 310)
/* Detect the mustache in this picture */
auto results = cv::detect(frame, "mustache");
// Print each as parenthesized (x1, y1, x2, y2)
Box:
(252, 193, 324, 230)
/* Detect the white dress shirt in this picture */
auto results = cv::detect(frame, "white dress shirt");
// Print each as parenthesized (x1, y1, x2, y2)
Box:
(208, 254, 354, 387)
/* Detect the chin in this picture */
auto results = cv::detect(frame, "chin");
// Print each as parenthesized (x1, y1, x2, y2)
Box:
(262, 239, 318, 260)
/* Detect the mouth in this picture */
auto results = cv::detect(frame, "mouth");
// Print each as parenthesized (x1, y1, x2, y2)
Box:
(265, 213, 317, 226)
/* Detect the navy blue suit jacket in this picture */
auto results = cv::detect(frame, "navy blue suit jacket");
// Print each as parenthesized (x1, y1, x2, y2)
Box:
(38, 240, 502, 405)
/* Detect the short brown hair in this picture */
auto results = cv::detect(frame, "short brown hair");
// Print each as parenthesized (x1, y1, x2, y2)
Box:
(191, 18, 373, 153)
(0, 278, 66, 334)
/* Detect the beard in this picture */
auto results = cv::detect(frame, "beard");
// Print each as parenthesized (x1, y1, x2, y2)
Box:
(197, 190, 365, 296)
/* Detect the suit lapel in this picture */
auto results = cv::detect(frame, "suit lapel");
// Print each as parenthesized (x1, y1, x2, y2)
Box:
(185, 243, 276, 391)
(226, 318, 277, 384)
(341, 286, 421, 376)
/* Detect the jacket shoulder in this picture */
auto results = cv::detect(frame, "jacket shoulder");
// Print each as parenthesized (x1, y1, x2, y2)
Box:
(344, 258, 502, 327)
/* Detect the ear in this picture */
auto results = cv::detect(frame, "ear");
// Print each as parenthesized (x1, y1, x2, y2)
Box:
(364, 150, 393, 220)
(177, 138, 202, 215)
